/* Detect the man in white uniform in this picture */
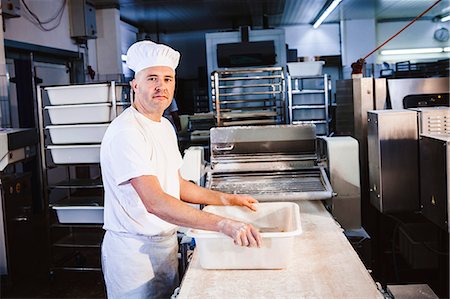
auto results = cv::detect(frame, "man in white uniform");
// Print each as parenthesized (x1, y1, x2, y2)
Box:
(100, 40, 262, 299)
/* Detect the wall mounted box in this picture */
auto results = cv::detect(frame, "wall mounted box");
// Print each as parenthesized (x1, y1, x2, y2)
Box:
(1, 0, 20, 18)
(69, 0, 97, 40)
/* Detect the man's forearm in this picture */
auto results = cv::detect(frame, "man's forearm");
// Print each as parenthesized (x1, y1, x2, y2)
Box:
(132, 175, 224, 231)
(179, 177, 230, 205)
(131, 175, 262, 247)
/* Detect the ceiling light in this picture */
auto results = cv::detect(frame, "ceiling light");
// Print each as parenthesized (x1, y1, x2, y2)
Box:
(313, 0, 343, 29)
(441, 14, 450, 22)
(380, 48, 444, 55)
(441, 6, 450, 14)
(444, 47, 450, 52)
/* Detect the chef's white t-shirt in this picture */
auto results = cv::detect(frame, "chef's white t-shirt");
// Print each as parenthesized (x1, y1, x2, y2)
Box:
(100, 106, 183, 236)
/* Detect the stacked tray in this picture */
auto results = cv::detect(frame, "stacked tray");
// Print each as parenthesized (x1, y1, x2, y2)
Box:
(44, 83, 114, 164)
(51, 196, 104, 224)
(42, 83, 131, 225)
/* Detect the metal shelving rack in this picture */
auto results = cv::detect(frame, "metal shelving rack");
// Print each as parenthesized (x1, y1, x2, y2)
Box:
(36, 82, 131, 275)
(287, 74, 331, 135)
(211, 67, 286, 126)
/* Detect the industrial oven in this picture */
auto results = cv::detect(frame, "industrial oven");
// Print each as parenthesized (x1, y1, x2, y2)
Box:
(387, 77, 449, 109)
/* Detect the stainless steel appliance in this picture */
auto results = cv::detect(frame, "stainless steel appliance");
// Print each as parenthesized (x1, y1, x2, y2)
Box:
(367, 110, 420, 213)
(419, 134, 450, 232)
(366, 107, 450, 215)
(336, 78, 449, 213)
(0, 128, 37, 171)
(204, 124, 361, 231)
(1, 173, 35, 278)
(335, 78, 388, 137)
(0, 128, 37, 276)
(411, 107, 450, 135)
(204, 125, 366, 230)
(402, 93, 448, 108)
(206, 125, 333, 202)
(317, 136, 361, 230)
(335, 78, 387, 214)
(387, 77, 449, 109)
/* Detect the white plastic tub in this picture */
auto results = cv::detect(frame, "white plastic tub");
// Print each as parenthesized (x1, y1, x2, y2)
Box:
(45, 103, 112, 125)
(46, 124, 109, 144)
(47, 144, 101, 164)
(53, 206, 104, 224)
(287, 61, 325, 77)
(45, 84, 110, 105)
(186, 202, 302, 269)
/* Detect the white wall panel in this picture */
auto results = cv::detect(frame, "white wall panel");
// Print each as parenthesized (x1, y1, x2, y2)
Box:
(341, 19, 377, 66)
(4, 0, 77, 52)
(95, 8, 122, 79)
(120, 21, 138, 78)
(283, 24, 341, 58)
(377, 20, 450, 63)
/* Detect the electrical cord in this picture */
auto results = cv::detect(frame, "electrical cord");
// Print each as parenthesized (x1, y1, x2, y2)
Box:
(352, 0, 443, 74)
(20, 0, 66, 31)
(362, 0, 443, 60)
(21, 10, 64, 32)
(21, 0, 64, 24)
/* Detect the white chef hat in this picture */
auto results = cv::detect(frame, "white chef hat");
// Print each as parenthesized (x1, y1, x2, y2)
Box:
(126, 40, 180, 75)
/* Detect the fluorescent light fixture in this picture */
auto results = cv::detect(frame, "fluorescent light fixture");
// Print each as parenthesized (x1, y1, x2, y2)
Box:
(313, 0, 343, 29)
(380, 48, 444, 55)
(444, 47, 450, 52)
(441, 14, 450, 22)
(121, 54, 127, 62)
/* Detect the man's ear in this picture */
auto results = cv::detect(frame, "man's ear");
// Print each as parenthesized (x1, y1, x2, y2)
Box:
(130, 79, 137, 91)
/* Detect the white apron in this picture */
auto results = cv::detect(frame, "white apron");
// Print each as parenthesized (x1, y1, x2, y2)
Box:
(102, 230, 179, 299)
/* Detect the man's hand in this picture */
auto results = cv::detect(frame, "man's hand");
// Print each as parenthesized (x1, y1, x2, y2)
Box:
(221, 194, 258, 211)
(218, 219, 262, 247)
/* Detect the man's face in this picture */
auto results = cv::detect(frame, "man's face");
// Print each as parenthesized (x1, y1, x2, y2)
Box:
(131, 66, 175, 117)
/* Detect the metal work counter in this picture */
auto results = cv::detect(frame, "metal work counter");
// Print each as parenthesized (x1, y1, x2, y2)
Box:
(177, 201, 383, 299)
